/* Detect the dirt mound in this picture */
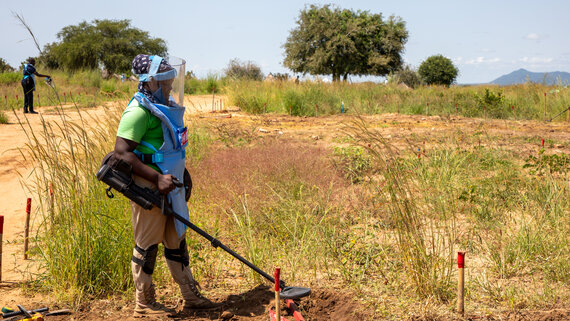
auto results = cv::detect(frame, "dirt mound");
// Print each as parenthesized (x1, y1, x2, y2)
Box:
(169, 285, 368, 320)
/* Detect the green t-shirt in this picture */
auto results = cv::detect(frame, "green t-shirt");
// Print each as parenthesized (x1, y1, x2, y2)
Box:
(116, 99, 164, 172)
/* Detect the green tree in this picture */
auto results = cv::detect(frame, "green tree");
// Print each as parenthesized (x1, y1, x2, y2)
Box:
(283, 5, 408, 82)
(39, 19, 167, 74)
(0, 58, 14, 72)
(225, 58, 264, 81)
(418, 54, 458, 86)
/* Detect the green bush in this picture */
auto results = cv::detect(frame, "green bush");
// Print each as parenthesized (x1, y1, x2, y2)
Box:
(0, 72, 21, 84)
(418, 54, 458, 86)
(0, 110, 8, 124)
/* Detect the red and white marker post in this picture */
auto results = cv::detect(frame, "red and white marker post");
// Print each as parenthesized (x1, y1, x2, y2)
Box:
(24, 198, 31, 260)
(275, 268, 281, 320)
(457, 252, 466, 316)
(0, 215, 4, 282)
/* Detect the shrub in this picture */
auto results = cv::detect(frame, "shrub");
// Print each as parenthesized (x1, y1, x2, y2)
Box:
(0, 72, 21, 84)
(0, 110, 8, 124)
(391, 65, 421, 88)
(418, 54, 458, 86)
(225, 58, 263, 81)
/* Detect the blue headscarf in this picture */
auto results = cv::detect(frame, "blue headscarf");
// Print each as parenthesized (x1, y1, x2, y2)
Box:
(131, 54, 173, 103)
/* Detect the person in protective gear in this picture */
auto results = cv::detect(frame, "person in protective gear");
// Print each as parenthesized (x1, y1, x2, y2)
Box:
(21, 58, 51, 114)
(114, 54, 221, 318)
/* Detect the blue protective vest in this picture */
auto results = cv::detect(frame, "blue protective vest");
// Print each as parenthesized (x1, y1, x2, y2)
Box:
(23, 64, 36, 87)
(131, 92, 189, 237)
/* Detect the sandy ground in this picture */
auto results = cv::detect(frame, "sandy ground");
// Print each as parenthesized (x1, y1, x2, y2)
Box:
(0, 96, 569, 320)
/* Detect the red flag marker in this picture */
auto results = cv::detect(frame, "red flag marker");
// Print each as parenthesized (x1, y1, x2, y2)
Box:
(541, 139, 545, 147)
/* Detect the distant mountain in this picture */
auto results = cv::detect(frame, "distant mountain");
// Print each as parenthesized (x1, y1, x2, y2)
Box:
(490, 68, 570, 85)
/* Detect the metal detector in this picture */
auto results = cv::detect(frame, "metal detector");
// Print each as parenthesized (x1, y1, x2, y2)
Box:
(547, 106, 570, 122)
(96, 154, 311, 299)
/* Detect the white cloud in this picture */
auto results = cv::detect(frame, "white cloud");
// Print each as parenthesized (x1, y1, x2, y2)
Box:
(524, 33, 548, 41)
(519, 57, 553, 63)
(464, 57, 501, 65)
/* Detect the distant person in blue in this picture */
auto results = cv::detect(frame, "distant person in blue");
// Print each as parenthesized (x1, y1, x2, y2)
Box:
(21, 58, 50, 114)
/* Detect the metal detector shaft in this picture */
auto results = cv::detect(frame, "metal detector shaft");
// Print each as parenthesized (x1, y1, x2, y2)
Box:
(548, 106, 570, 122)
(165, 207, 281, 286)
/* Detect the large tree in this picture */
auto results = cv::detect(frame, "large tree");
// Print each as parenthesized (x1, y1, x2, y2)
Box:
(40, 19, 167, 74)
(283, 5, 408, 82)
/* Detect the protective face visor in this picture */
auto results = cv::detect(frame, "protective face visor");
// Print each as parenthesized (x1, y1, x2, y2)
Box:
(134, 55, 186, 106)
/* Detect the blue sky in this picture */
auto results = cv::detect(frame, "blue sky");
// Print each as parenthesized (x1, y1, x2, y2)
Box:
(2, 0, 569, 84)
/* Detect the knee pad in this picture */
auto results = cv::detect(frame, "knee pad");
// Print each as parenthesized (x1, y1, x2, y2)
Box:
(131, 244, 158, 275)
(164, 239, 190, 268)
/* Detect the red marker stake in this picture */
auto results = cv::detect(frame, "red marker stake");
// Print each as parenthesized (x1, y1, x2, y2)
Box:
(541, 139, 545, 147)
(24, 198, 31, 260)
(426, 102, 429, 116)
(0, 215, 4, 282)
(478, 137, 481, 146)
(457, 252, 465, 316)
(275, 268, 281, 321)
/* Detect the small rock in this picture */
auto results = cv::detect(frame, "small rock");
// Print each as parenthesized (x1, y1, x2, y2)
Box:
(259, 128, 269, 133)
(312, 135, 320, 140)
(221, 311, 234, 320)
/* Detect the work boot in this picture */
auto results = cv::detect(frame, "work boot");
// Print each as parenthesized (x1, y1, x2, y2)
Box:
(180, 279, 222, 311)
(166, 259, 222, 312)
(133, 284, 174, 318)
(24, 107, 28, 113)
(29, 108, 38, 114)
(132, 257, 173, 318)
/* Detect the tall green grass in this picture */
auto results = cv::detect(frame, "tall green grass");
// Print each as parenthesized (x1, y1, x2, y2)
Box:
(225, 80, 570, 121)
(0, 70, 137, 111)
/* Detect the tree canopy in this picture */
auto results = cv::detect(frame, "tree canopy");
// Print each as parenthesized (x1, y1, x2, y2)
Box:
(39, 19, 167, 74)
(418, 55, 459, 86)
(0, 58, 14, 73)
(283, 5, 408, 82)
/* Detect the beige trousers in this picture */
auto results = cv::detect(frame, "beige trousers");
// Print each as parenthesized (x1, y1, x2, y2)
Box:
(130, 175, 187, 307)
(131, 175, 183, 249)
